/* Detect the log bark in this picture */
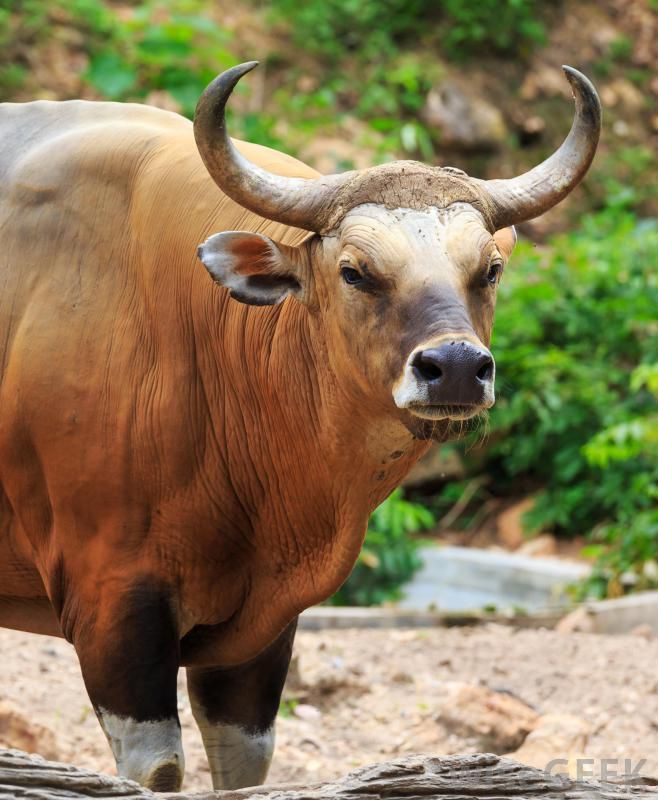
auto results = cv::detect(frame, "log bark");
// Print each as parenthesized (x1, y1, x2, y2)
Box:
(1, 748, 657, 800)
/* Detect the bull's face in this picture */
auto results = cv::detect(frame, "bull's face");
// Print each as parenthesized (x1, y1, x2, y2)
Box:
(315, 204, 517, 432)
(195, 62, 600, 438)
(199, 202, 515, 436)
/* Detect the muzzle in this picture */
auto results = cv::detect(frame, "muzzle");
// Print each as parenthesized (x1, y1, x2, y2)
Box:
(394, 338, 495, 420)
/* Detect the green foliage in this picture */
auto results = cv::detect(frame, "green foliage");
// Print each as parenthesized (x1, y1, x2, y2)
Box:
(330, 490, 434, 606)
(277, 697, 298, 718)
(82, 1, 234, 117)
(266, 0, 430, 62)
(439, 0, 548, 59)
(579, 511, 658, 600)
(585, 146, 658, 217)
(267, 0, 549, 61)
(576, 362, 658, 598)
(0, 0, 119, 96)
(0, 0, 48, 48)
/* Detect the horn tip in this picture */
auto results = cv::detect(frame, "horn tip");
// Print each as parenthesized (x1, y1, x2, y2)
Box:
(561, 65, 596, 95)
(196, 61, 260, 121)
(225, 61, 260, 83)
(237, 60, 259, 75)
(561, 65, 589, 88)
(561, 64, 602, 121)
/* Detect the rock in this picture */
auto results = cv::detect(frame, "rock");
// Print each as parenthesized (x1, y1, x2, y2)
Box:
(600, 79, 645, 112)
(508, 713, 591, 774)
(435, 682, 538, 753)
(496, 499, 535, 550)
(630, 623, 653, 639)
(520, 66, 571, 102)
(555, 606, 595, 634)
(0, 700, 59, 760)
(293, 703, 322, 721)
(422, 77, 507, 151)
(517, 534, 558, 558)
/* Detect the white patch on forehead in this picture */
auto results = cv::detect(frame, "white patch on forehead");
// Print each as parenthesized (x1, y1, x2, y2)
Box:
(341, 202, 486, 230)
(97, 707, 184, 788)
(337, 202, 490, 277)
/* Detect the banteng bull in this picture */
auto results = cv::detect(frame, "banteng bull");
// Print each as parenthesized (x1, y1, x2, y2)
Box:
(0, 63, 600, 791)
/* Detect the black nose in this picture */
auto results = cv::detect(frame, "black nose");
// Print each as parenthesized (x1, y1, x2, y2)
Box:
(411, 340, 494, 406)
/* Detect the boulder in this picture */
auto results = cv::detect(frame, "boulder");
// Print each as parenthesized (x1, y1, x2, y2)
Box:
(422, 77, 507, 151)
(496, 499, 535, 550)
(435, 682, 538, 753)
(509, 713, 591, 776)
(517, 534, 558, 558)
(0, 700, 59, 760)
(555, 606, 595, 634)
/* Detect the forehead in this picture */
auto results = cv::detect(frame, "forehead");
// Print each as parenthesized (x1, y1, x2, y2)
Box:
(336, 203, 493, 274)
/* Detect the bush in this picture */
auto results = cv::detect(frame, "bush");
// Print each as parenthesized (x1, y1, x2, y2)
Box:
(577, 363, 658, 598)
(267, 0, 550, 61)
(330, 489, 434, 606)
(82, 1, 235, 117)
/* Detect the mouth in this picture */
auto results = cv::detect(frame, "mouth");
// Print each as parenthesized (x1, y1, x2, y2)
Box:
(408, 404, 484, 421)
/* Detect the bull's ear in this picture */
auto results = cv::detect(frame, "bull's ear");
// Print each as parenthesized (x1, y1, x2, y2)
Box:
(493, 226, 517, 263)
(198, 231, 308, 306)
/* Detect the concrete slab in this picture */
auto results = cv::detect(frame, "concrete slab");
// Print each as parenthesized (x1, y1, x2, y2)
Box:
(399, 545, 590, 612)
(582, 591, 658, 633)
(298, 605, 563, 630)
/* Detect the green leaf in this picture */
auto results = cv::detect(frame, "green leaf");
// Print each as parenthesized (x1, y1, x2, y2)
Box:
(85, 52, 137, 99)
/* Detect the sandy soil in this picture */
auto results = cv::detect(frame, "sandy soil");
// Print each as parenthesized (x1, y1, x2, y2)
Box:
(1, 624, 656, 791)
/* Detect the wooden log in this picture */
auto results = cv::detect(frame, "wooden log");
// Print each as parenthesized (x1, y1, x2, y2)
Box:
(1, 748, 656, 800)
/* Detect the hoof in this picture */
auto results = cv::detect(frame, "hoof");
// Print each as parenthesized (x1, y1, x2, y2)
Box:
(146, 761, 183, 792)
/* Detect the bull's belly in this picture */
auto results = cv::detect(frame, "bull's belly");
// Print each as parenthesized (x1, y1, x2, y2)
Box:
(0, 561, 62, 637)
(0, 596, 63, 637)
(0, 484, 62, 637)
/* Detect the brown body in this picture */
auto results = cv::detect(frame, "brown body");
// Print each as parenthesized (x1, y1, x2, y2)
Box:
(0, 64, 600, 791)
(0, 99, 424, 661)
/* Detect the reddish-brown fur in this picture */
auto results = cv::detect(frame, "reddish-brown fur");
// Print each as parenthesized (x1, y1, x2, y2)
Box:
(0, 100, 436, 664)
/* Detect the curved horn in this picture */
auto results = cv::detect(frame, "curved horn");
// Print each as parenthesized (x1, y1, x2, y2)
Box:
(477, 66, 601, 229)
(194, 61, 350, 231)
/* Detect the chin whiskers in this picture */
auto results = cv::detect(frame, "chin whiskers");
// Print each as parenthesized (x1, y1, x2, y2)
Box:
(466, 409, 490, 452)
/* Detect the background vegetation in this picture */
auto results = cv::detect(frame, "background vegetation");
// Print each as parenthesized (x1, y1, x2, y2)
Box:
(1, 0, 656, 603)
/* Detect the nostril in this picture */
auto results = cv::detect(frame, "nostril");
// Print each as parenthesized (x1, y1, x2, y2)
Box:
(476, 358, 494, 382)
(412, 351, 443, 383)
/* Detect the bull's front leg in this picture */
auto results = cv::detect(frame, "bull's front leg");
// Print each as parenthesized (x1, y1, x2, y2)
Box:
(185, 620, 297, 790)
(71, 578, 185, 791)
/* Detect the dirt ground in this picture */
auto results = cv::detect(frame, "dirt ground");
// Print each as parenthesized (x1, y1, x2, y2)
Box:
(1, 624, 656, 791)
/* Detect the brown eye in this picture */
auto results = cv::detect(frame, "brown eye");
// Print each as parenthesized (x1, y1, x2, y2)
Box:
(486, 260, 503, 287)
(340, 265, 364, 286)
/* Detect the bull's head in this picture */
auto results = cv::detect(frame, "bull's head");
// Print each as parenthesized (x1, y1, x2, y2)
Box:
(196, 63, 600, 440)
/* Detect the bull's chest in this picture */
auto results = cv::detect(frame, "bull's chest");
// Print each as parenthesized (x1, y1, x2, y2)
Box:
(172, 504, 368, 667)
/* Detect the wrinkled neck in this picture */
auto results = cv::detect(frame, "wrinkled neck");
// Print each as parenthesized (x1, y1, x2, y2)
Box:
(193, 285, 427, 514)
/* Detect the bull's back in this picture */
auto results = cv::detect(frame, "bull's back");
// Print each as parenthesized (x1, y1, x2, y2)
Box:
(0, 101, 200, 627)
(0, 99, 190, 373)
